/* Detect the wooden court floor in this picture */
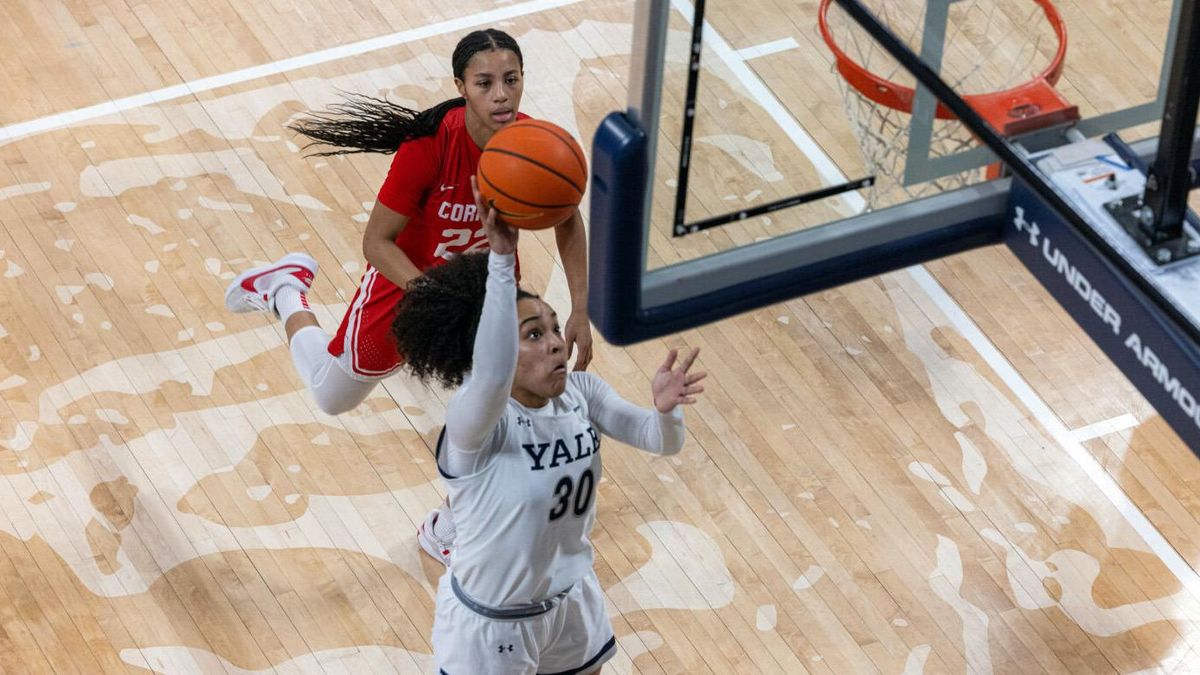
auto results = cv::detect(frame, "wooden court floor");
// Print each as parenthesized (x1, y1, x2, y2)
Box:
(0, 0, 1198, 672)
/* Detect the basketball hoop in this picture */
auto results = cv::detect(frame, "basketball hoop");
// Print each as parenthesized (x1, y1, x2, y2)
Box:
(818, 0, 1080, 206)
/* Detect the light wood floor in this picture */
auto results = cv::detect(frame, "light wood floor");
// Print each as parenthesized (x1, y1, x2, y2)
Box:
(0, 0, 1198, 673)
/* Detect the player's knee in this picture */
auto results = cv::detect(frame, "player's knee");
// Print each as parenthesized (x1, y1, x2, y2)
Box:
(307, 384, 365, 415)
(312, 393, 359, 416)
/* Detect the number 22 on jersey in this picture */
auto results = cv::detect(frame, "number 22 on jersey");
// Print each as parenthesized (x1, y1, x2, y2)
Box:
(433, 226, 489, 260)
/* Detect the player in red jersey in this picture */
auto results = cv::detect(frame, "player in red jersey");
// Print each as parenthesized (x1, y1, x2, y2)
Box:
(223, 29, 592, 566)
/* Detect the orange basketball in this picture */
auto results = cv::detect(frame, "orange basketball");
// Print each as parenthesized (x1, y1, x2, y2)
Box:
(477, 119, 587, 230)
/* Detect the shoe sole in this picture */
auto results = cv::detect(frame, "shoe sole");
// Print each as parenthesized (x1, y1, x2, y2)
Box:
(224, 252, 318, 313)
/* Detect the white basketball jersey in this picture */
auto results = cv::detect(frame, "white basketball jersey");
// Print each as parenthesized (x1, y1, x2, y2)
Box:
(439, 375, 602, 607)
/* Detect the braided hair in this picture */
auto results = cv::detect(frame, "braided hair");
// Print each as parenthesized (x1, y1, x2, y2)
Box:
(289, 29, 524, 156)
(392, 252, 538, 388)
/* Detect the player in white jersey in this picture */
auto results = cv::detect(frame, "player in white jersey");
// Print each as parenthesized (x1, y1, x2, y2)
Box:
(390, 179, 706, 674)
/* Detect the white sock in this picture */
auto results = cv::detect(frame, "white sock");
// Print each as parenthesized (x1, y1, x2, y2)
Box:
(273, 284, 312, 323)
(433, 503, 457, 541)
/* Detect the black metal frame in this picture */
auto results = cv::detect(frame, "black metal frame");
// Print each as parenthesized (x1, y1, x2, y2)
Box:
(1136, 0, 1200, 261)
(670, 0, 704, 236)
(669, 0, 872, 237)
(831, 0, 1200, 348)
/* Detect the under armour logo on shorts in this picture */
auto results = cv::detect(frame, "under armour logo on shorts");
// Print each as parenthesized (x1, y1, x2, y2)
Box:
(498, 644, 514, 653)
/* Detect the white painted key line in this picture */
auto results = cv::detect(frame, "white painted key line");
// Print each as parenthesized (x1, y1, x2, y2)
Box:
(735, 37, 801, 61)
(1070, 414, 1139, 443)
(0, 0, 583, 144)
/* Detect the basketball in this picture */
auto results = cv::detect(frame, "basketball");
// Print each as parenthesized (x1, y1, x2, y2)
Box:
(476, 119, 587, 230)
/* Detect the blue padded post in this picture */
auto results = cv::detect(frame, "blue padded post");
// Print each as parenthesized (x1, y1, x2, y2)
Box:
(588, 111, 649, 345)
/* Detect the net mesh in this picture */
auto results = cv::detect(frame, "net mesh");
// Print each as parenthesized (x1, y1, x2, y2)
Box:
(823, 0, 1058, 208)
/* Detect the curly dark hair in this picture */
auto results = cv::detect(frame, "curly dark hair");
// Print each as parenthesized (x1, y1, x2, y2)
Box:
(392, 252, 537, 388)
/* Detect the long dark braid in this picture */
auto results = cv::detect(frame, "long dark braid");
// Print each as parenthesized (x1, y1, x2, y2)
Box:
(289, 29, 524, 156)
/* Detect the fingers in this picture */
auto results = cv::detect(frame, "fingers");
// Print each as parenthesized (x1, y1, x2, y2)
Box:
(660, 348, 678, 372)
(564, 333, 576, 361)
(578, 344, 593, 370)
(571, 343, 590, 369)
(684, 371, 707, 385)
(661, 346, 699, 374)
(570, 320, 593, 371)
(678, 346, 700, 373)
(470, 175, 498, 228)
(572, 343, 592, 371)
(574, 328, 593, 371)
(469, 175, 484, 208)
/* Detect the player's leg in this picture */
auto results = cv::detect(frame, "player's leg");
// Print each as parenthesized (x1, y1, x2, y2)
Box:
(236, 260, 457, 558)
(288, 325, 378, 414)
(225, 254, 380, 415)
(538, 570, 617, 675)
(431, 574, 539, 674)
(420, 428, 459, 566)
(418, 499, 456, 565)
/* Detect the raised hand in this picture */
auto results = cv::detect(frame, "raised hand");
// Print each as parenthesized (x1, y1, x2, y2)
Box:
(652, 347, 706, 413)
(470, 175, 517, 255)
(564, 312, 594, 371)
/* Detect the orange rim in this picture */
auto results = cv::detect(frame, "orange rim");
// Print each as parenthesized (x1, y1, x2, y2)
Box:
(817, 0, 1069, 122)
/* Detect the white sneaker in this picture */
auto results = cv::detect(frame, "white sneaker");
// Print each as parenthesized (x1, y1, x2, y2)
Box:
(225, 253, 318, 315)
(417, 509, 453, 566)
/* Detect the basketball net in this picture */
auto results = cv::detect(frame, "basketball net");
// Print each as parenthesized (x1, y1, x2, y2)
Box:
(819, 0, 1077, 209)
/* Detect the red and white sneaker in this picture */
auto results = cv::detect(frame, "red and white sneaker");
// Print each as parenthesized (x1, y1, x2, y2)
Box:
(417, 509, 453, 566)
(224, 253, 318, 315)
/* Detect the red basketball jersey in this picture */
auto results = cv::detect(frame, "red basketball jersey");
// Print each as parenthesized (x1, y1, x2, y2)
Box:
(376, 105, 531, 269)
(329, 104, 532, 379)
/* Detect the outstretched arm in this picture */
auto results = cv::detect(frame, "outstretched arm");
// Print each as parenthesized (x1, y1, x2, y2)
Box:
(577, 348, 705, 456)
(443, 251, 518, 453)
(442, 181, 521, 474)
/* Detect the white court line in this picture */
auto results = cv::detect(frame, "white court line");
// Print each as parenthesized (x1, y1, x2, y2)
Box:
(1070, 413, 1140, 443)
(0, 0, 582, 144)
(668, 0, 1200, 597)
(909, 266, 1200, 596)
(734, 37, 801, 61)
(669, 0, 866, 214)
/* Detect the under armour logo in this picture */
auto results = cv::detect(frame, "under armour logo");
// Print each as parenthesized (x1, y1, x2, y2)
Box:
(498, 644, 514, 653)
(517, 416, 532, 427)
(1012, 206, 1041, 247)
